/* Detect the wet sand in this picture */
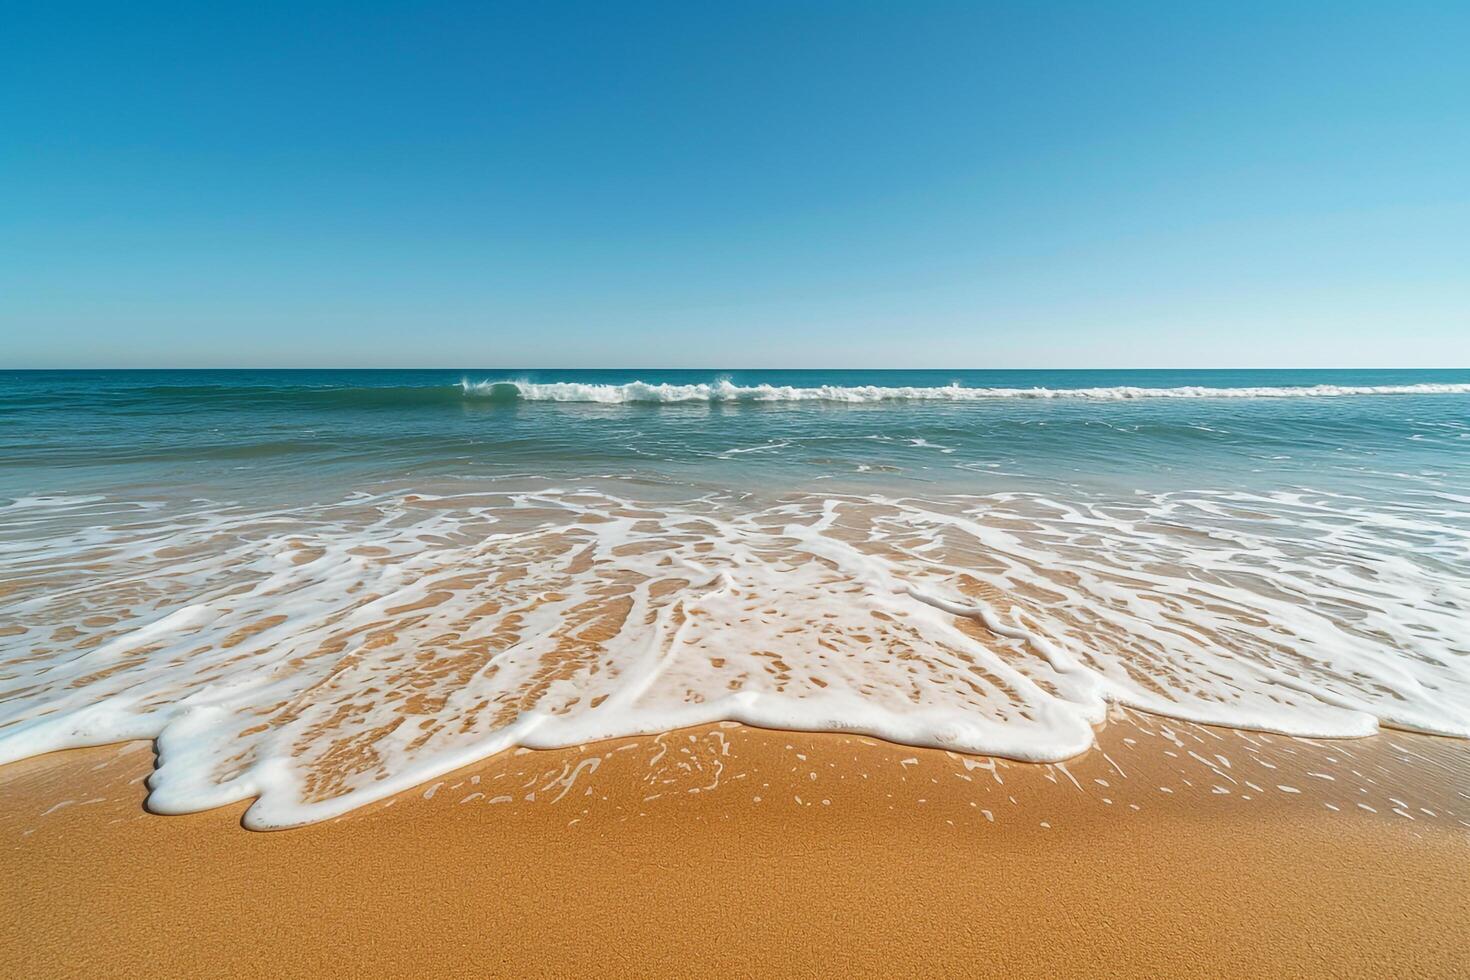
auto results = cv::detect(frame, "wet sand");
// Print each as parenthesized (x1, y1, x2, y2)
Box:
(4, 711, 1468, 978)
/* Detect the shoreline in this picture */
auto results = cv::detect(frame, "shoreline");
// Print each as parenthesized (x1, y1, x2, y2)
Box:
(5, 712, 1468, 977)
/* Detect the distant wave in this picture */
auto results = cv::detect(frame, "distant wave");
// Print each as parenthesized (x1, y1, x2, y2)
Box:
(463, 379, 1470, 404)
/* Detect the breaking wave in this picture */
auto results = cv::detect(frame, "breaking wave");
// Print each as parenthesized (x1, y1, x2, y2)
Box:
(462, 378, 1470, 404)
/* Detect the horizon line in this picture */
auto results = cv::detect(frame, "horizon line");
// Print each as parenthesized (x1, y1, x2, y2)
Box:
(6, 365, 1470, 373)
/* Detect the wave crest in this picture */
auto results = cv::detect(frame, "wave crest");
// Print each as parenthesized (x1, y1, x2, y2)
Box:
(462, 379, 1470, 404)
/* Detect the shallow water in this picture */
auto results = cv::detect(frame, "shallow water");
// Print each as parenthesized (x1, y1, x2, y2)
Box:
(2, 369, 1468, 826)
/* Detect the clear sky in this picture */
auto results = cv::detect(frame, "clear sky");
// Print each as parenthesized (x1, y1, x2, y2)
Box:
(2, 1, 1467, 368)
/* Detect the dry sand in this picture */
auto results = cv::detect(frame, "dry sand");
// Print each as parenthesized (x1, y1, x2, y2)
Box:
(3, 710, 1468, 978)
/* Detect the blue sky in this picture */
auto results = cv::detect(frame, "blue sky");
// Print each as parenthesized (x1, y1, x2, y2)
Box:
(2, 1, 1467, 368)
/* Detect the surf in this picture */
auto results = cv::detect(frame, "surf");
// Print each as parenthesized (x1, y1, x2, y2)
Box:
(461, 378, 1470, 404)
(2, 484, 1466, 828)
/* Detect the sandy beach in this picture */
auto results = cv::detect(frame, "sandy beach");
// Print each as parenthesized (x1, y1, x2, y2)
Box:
(5, 711, 1467, 978)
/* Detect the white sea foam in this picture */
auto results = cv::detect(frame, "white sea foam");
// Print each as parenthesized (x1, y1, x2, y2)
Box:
(1, 486, 1467, 827)
(462, 378, 1470, 404)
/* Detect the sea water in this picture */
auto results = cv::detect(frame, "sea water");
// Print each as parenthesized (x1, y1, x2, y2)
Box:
(2, 369, 1467, 827)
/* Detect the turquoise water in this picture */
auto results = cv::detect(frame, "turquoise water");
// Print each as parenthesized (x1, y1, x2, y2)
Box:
(4, 368, 1470, 502)
(2, 369, 1468, 827)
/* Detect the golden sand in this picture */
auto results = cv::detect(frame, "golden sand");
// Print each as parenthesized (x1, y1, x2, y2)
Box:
(3, 712, 1468, 978)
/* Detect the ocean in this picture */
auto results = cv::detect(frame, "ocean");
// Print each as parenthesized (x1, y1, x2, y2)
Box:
(2, 368, 1468, 826)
